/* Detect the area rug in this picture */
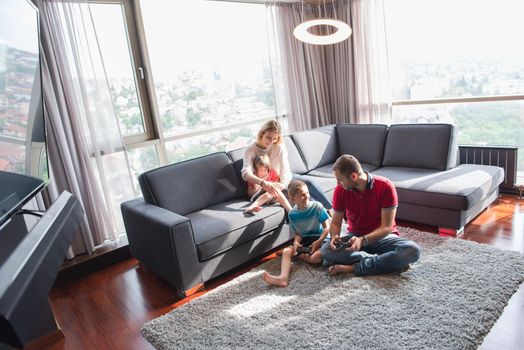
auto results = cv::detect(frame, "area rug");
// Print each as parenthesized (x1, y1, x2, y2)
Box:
(142, 227, 524, 350)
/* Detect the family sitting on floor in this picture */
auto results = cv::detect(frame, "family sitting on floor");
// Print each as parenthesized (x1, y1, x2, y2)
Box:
(241, 120, 421, 287)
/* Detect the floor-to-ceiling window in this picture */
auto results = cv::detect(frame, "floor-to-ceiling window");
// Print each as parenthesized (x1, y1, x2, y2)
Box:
(85, 0, 283, 234)
(385, 0, 524, 181)
(139, 0, 279, 163)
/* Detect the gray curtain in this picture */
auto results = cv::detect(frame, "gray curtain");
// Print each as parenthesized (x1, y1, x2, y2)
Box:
(266, 0, 357, 132)
(37, 0, 123, 258)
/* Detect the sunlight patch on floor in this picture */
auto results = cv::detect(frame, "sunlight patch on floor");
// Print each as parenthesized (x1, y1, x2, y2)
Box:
(227, 294, 296, 318)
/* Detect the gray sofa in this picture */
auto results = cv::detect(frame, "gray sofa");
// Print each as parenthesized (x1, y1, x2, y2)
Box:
(121, 152, 291, 297)
(121, 123, 504, 296)
(285, 123, 504, 233)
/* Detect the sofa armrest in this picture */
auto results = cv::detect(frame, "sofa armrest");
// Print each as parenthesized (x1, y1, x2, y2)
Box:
(121, 198, 202, 296)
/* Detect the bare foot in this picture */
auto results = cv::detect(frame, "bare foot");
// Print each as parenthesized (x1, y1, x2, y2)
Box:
(263, 271, 288, 287)
(328, 264, 353, 276)
(244, 206, 262, 215)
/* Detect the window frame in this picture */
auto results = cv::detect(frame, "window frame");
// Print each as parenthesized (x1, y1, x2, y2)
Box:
(89, 0, 157, 145)
(90, 0, 284, 165)
(392, 94, 524, 107)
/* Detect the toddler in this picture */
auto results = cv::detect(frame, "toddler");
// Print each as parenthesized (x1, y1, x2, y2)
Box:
(244, 154, 291, 214)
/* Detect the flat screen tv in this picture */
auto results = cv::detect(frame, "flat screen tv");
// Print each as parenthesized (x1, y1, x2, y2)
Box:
(0, 0, 48, 228)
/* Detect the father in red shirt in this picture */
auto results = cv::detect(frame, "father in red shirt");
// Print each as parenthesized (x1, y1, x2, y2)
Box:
(321, 155, 421, 276)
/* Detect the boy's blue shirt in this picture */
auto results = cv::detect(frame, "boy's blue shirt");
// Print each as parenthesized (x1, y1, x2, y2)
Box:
(288, 201, 329, 238)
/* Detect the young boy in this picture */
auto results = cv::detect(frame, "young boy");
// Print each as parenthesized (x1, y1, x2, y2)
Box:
(244, 154, 291, 214)
(263, 180, 330, 287)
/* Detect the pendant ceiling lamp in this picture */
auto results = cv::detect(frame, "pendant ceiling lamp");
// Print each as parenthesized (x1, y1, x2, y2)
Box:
(293, 0, 352, 45)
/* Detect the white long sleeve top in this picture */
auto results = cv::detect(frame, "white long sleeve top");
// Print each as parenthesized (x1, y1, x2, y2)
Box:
(241, 142, 292, 189)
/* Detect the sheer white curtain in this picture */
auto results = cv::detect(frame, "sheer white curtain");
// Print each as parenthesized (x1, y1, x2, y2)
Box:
(266, 0, 356, 132)
(37, 0, 133, 257)
(351, 0, 392, 124)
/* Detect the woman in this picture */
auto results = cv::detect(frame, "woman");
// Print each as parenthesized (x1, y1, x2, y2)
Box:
(242, 119, 333, 212)
(241, 120, 292, 211)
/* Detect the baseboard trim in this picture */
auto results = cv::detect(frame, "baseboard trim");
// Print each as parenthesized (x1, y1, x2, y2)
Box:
(54, 237, 131, 286)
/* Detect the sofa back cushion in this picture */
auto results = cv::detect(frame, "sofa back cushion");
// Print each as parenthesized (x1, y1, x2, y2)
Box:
(227, 146, 248, 191)
(382, 124, 458, 171)
(336, 124, 388, 167)
(139, 152, 244, 216)
(291, 125, 338, 171)
(283, 135, 309, 175)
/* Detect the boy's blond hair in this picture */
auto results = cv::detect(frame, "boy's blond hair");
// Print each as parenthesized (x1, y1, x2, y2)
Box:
(253, 154, 271, 172)
(287, 179, 307, 197)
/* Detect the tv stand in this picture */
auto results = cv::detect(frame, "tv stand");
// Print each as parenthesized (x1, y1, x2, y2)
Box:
(0, 192, 83, 349)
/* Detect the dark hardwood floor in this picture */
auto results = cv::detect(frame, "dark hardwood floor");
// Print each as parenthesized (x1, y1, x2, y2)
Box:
(45, 194, 524, 350)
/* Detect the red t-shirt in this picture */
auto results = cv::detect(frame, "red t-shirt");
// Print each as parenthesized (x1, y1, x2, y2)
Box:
(266, 169, 279, 183)
(247, 169, 279, 192)
(332, 173, 398, 236)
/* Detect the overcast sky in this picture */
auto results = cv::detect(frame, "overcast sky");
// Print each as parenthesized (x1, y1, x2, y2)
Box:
(386, 0, 524, 61)
(0, 0, 38, 54)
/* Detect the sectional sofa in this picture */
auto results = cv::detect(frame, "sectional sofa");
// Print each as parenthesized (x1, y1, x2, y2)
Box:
(285, 123, 504, 234)
(121, 123, 504, 296)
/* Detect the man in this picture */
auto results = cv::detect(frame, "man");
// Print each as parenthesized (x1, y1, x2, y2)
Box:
(321, 155, 420, 276)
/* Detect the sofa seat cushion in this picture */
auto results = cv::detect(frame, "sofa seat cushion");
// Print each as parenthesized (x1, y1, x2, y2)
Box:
(307, 163, 335, 177)
(372, 164, 504, 211)
(187, 200, 286, 261)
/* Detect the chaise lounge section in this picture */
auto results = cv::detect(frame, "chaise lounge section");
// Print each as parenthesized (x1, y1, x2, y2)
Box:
(284, 123, 505, 234)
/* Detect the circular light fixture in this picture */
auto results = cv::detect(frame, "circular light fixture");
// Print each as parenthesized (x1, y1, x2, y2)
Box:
(293, 18, 352, 45)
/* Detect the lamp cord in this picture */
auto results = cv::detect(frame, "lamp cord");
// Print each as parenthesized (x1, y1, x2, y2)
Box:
(16, 209, 45, 217)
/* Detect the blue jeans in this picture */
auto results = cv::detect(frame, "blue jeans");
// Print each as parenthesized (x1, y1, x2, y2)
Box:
(320, 233, 421, 276)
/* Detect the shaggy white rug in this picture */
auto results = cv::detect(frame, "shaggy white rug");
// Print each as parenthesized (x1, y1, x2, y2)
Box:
(142, 227, 524, 350)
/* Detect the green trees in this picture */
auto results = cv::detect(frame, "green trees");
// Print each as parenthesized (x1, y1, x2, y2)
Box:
(452, 103, 524, 170)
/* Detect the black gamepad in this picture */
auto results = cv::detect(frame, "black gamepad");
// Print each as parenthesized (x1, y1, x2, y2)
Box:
(295, 246, 312, 255)
(334, 239, 351, 250)
(335, 236, 351, 250)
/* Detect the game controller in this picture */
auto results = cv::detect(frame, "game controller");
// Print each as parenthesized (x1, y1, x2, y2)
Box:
(334, 241, 349, 250)
(295, 246, 312, 255)
(333, 236, 353, 251)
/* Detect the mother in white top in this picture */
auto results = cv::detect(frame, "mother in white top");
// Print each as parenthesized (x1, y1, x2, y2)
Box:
(241, 120, 292, 212)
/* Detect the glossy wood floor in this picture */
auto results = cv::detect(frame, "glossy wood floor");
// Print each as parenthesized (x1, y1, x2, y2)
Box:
(45, 194, 524, 350)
